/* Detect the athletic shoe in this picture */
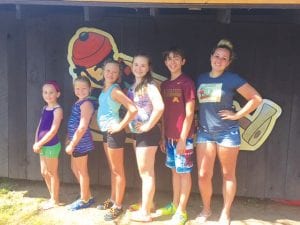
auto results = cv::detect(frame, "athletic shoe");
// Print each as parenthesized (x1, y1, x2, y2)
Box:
(130, 210, 152, 222)
(104, 207, 123, 221)
(195, 211, 212, 224)
(97, 198, 114, 210)
(68, 197, 95, 211)
(156, 202, 177, 216)
(170, 211, 188, 225)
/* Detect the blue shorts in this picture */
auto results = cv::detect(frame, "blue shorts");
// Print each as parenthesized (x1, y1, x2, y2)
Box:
(165, 138, 194, 173)
(197, 127, 241, 147)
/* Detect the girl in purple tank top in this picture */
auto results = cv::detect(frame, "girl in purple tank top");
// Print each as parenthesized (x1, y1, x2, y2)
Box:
(33, 80, 63, 210)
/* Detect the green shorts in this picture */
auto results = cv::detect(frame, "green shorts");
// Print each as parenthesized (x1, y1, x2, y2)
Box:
(40, 142, 61, 158)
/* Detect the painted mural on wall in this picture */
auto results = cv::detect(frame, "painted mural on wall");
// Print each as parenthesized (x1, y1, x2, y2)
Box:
(67, 27, 282, 151)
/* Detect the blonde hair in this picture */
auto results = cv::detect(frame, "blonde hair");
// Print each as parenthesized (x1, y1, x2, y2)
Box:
(212, 39, 235, 61)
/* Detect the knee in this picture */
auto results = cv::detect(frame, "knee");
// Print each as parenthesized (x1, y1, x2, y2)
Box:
(139, 166, 154, 177)
(222, 171, 236, 181)
(111, 168, 123, 177)
(41, 169, 48, 178)
(78, 169, 89, 178)
(198, 170, 213, 182)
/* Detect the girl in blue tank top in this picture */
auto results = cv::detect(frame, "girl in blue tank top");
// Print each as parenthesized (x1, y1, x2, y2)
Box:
(33, 80, 63, 210)
(66, 76, 95, 211)
(96, 59, 137, 221)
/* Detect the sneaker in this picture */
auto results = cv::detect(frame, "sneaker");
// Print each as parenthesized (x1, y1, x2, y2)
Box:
(130, 210, 152, 222)
(104, 207, 123, 221)
(170, 212, 188, 225)
(68, 197, 95, 211)
(41, 199, 58, 210)
(97, 198, 114, 210)
(156, 202, 177, 216)
(195, 211, 212, 224)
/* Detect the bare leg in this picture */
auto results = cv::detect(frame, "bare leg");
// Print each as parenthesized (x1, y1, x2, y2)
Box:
(196, 143, 217, 216)
(171, 169, 180, 207)
(107, 147, 126, 207)
(40, 156, 51, 196)
(217, 145, 239, 225)
(44, 157, 60, 204)
(71, 155, 91, 201)
(135, 146, 157, 214)
(177, 173, 191, 213)
(103, 143, 116, 202)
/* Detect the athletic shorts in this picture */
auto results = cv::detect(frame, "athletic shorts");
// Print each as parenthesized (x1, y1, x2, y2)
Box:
(165, 138, 194, 173)
(196, 127, 241, 148)
(40, 142, 61, 158)
(132, 125, 161, 147)
(101, 130, 126, 149)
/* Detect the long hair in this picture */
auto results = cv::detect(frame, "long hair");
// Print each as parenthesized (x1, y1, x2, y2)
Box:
(133, 54, 154, 95)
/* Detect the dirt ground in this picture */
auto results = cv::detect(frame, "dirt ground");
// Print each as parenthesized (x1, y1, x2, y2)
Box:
(13, 180, 300, 225)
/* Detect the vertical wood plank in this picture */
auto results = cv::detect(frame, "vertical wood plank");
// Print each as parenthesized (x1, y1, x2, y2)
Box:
(7, 18, 27, 179)
(26, 18, 46, 181)
(285, 26, 300, 200)
(0, 13, 9, 177)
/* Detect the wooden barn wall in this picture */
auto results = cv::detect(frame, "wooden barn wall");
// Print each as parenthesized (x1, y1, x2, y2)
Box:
(0, 9, 299, 200)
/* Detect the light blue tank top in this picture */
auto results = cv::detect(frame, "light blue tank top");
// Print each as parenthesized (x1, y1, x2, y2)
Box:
(97, 83, 121, 132)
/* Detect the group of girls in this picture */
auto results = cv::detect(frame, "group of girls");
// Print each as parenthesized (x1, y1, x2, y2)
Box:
(33, 39, 262, 225)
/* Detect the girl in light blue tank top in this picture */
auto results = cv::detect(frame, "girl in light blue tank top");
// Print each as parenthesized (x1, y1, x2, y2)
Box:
(96, 60, 137, 221)
(97, 83, 121, 132)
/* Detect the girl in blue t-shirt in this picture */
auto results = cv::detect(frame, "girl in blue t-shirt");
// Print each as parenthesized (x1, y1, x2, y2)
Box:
(196, 39, 262, 225)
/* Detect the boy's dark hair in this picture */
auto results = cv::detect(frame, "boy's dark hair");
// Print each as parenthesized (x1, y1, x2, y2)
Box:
(162, 46, 186, 61)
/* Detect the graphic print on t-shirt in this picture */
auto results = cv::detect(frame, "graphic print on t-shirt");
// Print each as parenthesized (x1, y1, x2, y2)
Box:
(198, 83, 222, 103)
(164, 88, 181, 103)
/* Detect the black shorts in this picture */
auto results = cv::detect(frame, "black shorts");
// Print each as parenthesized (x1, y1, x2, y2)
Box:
(133, 125, 161, 147)
(101, 130, 126, 149)
(72, 151, 89, 158)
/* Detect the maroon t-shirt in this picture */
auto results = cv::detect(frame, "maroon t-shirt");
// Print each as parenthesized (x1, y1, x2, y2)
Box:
(161, 74, 196, 139)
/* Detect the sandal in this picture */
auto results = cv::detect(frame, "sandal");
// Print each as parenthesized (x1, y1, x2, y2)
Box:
(195, 211, 212, 224)
(130, 210, 152, 222)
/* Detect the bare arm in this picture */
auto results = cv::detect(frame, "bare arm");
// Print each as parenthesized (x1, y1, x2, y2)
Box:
(33, 108, 63, 153)
(219, 83, 262, 120)
(109, 87, 137, 134)
(176, 99, 195, 155)
(66, 101, 93, 154)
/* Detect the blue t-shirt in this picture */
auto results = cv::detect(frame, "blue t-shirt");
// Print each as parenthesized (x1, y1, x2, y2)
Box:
(196, 71, 247, 132)
(97, 83, 121, 132)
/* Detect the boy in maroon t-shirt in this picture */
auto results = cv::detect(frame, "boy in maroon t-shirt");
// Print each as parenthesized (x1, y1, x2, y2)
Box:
(156, 47, 196, 225)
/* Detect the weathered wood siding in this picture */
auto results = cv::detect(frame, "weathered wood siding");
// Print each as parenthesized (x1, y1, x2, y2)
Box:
(0, 8, 299, 200)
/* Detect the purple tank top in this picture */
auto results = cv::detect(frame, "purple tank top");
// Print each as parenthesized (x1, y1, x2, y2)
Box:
(37, 106, 61, 146)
